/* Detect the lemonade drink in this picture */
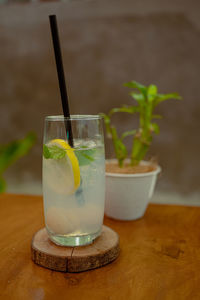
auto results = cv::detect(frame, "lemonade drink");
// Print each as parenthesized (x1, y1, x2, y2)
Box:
(43, 116, 105, 246)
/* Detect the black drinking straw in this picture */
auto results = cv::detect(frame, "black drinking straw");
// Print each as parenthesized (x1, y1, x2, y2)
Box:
(49, 15, 73, 147)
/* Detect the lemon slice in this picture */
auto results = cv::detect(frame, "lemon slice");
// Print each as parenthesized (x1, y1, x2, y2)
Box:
(43, 139, 80, 195)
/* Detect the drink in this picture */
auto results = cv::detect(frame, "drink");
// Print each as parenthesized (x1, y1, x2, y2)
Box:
(43, 116, 105, 246)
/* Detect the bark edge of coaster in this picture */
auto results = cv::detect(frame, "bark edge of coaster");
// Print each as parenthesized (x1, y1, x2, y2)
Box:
(31, 225, 120, 272)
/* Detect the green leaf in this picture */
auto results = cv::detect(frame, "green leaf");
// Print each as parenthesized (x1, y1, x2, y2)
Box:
(115, 138, 127, 161)
(152, 114, 163, 119)
(43, 144, 51, 159)
(121, 130, 136, 140)
(129, 92, 145, 103)
(75, 148, 96, 166)
(124, 81, 147, 97)
(43, 145, 66, 160)
(147, 84, 158, 102)
(0, 132, 36, 174)
(148, 84, 157, 95)
(154, 93, 182, 106)
(109, 105, 140, 115)
(150, 123, 160, 134)
(0, 177, 6, 193)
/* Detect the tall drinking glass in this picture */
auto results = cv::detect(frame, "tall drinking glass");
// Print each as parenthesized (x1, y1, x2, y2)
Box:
(43, 115, 105, 246)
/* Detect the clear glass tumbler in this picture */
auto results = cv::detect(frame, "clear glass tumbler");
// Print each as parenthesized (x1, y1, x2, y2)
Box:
(43, 115, 105, 246)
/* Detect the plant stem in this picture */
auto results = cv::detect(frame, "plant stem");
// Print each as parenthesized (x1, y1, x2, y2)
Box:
(110, 127, 126, 168)
(131, 97, 152, 165)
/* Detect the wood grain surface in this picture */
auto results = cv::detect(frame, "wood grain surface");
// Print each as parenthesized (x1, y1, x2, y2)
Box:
(1, 194, 200, 299)
(31, 226, 119, 272)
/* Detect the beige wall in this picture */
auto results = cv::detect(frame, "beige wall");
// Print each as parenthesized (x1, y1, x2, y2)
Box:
(0, 0, 199, 196)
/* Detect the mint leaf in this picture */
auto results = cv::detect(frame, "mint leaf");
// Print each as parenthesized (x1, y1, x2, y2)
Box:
(75, 148, 96, 166)
(43, 145, 66, 160)
(43, 144, 51, 159)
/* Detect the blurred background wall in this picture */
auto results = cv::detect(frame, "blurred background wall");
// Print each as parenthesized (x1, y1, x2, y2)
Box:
(0, 0, 199, 203)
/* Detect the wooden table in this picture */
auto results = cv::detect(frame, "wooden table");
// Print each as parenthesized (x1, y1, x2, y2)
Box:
(1, 194, 200, 300)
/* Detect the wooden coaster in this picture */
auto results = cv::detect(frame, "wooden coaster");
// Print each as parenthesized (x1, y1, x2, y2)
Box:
(31, 225, 120, 273)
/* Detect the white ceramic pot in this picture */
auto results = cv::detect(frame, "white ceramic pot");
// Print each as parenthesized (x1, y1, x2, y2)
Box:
(105, 160, 161, 220)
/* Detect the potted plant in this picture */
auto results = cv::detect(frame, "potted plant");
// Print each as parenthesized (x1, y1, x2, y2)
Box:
(102, 81, 181, 220)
